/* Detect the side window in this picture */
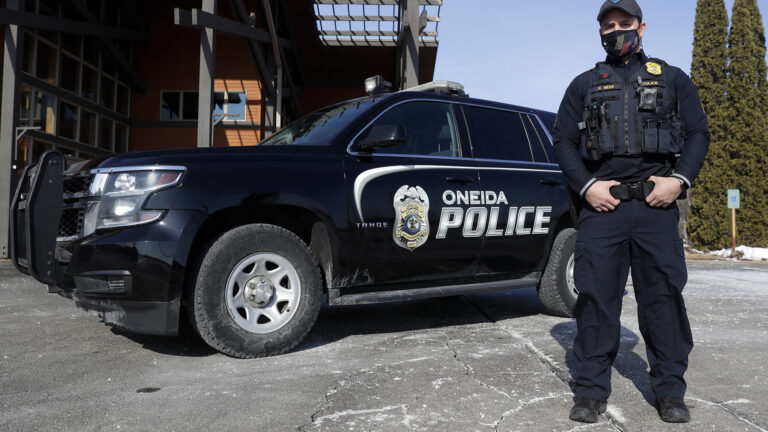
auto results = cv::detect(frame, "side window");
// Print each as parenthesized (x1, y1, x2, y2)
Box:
(521, 114, 550, 163)
(531, 115, 557, 162)
(463, 106, 533, 162)
(355, 101, 461, 157)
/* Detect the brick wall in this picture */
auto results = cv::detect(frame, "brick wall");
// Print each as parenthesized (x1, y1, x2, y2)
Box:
(130, 0, 262, 152)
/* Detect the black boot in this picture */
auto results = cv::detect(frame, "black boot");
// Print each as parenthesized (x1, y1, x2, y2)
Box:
(656, 397, 691, 423)
(569, 397, 607, 423)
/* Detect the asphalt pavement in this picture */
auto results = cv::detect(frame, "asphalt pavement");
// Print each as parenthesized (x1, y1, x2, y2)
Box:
(1, 259, 767, 432)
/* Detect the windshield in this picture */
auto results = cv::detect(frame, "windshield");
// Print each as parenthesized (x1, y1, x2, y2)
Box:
(260, 97, 382, 146)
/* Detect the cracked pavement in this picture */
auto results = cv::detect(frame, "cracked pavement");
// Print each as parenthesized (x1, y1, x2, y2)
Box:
(1, 260, 767, 431)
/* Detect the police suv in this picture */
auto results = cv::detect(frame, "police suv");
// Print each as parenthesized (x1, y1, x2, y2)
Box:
(11, 78, 578, 358)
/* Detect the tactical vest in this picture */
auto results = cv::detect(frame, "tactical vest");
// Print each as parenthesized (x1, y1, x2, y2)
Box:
(578, 58, 684, 161)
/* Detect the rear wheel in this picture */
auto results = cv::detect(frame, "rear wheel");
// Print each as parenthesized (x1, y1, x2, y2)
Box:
(189, 224, 322, 358)
(537, 228, 577, 317)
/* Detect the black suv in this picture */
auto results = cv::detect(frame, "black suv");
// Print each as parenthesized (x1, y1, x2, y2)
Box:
(11, 80, 578, 358)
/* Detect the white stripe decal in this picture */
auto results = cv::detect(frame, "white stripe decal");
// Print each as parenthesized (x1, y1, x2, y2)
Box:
(353, 165, 562, 222)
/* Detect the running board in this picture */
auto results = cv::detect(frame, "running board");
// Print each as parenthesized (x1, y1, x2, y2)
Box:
(329, 274, 541, 306)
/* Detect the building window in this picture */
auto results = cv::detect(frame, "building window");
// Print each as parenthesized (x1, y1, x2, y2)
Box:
(182, 92, 199, 120)
(59, 53, 80, 94)
(35, 39, 58, 84)
(214, 91, 248, 122)
(58, 102, 78, 141)
(81, 65, 98, 102)
(33, 91, 56, 134)
(79, 109, 96, 145)
(161, 92, 181, 120)
(15, 0, 134, 167)
(99, 118, 114, 151)
(101, 76, 115, 110)
(161, 91, 202, 121)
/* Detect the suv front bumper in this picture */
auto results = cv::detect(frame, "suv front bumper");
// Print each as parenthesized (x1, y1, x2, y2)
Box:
(11, 151, 205, 336)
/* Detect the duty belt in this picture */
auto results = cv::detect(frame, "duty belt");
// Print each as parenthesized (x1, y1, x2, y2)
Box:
(609, 181, 655, 201)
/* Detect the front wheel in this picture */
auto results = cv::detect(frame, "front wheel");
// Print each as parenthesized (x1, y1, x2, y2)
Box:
(537, 228, 578, 317)
(189, 224, 322, 358)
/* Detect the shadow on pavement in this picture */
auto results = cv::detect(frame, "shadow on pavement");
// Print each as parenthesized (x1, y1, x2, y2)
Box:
(550, 321, 656, 406)
(110, 316, 218, 358)
(109, 287, 544, 358)
(296, 287, 545, 353)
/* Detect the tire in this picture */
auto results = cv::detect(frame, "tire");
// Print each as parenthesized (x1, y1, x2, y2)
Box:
(189, 224, 322, 358)
(537, 228, 578, 318)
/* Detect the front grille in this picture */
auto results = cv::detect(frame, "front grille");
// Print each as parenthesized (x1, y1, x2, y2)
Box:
(63, 174, 93, 195)
(58, 208, 84, 238)
(58, 172, 95, 240)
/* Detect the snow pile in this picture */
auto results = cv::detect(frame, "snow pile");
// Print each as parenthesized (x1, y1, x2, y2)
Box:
(709, 246, 768, 261)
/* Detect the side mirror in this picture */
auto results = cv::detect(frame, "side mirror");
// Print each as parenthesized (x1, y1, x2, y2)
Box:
(356, 124, 406, 153)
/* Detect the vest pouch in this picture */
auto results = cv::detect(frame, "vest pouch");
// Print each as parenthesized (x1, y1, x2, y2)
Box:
(658, 124, 671, 154)
(668, 116, 684, 153)
(642, 122, 659, 153)
(598, 128, 613, 155)
(580, 133, 601, 160)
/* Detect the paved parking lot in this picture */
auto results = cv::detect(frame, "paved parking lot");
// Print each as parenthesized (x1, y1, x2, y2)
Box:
(1, 259, 767, 431)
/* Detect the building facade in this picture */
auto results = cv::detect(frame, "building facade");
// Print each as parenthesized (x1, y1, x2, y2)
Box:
(0, 0, 441, 258)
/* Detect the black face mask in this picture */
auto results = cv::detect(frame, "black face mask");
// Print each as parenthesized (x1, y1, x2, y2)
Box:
(601, 29, 641, 60)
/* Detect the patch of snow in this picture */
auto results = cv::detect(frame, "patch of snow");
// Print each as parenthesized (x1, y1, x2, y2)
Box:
(710, 246, 768, 261)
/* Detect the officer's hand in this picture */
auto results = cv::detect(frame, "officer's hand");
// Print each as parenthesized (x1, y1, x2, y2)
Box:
(646, 176, 682, 208)
(585, 180, 621, 212)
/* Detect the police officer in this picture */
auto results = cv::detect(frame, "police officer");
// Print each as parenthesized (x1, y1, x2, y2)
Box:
(552, 0, 709, 424)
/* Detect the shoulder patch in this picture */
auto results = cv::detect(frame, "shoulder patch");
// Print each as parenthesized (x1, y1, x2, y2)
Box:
(646, 62, 663, 76)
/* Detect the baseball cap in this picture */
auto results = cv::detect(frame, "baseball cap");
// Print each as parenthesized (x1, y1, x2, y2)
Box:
(597, 0, 643, 23)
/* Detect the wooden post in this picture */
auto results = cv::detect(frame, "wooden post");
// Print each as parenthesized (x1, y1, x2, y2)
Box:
(731, 207, 736, 257)
(0, 0, 24, 259)
(196, 0, 217, 147)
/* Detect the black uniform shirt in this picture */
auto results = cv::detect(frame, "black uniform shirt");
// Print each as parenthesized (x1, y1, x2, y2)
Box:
(552, 50, 710, 197)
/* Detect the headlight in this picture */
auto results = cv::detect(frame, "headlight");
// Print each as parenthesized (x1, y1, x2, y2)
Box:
(83, 167, 185, 236)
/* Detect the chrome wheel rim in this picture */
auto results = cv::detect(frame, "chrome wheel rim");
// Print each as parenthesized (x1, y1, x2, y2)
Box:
(566, 252, 578, 299)
(225, 252, 301, 334)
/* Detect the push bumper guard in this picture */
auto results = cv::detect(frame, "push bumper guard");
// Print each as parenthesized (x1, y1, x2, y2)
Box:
(10, 150, 66, 287)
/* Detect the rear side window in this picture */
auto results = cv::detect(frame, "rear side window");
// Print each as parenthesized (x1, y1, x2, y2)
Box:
(521, 114, 551, 163)
(462, 106, 533, 162)
(355, 101, 461, 157)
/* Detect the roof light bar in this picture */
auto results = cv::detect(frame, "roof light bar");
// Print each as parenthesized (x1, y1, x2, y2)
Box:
(365, 75, 393, 95)
(402, 80, 467, 97)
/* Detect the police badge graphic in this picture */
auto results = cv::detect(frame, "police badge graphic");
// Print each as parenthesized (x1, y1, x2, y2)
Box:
(393, 185, 429, 251)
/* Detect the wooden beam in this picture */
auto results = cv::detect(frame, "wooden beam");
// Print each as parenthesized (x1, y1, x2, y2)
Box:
(225, 0, 275, 99)
(0, 0, 23, 259)
(0, 9, 151, 42)
(316, 14, 440, 22)
(314, 0, 442, 4)
(197, 0, 217, 148)
(262, 0, 283, 129)
(20, 73, 130, 124)
(320, 38, 437, 47)
(174, 7, 292, 49)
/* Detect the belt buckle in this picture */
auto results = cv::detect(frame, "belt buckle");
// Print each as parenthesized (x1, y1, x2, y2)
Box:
(626, 182, 645, 200)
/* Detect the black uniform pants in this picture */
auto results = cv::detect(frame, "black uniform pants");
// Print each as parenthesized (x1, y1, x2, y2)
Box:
(572, 199, 693, 401)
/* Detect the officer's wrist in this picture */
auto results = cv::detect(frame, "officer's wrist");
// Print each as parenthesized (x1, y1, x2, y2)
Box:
(672, 176, 687, 191)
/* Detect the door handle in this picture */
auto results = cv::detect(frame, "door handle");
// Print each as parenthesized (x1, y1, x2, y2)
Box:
(445, 175, 475, 184)
(539, 178, 562, 186)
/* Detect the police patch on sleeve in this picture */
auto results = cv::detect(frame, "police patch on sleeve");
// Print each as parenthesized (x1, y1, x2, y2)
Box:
(393, 185, 429, 251)
(646, 62, 662, 76)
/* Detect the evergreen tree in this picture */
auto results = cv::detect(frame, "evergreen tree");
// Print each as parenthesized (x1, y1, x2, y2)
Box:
(687, 0, 730, 248)
(722, 0, 768, 247)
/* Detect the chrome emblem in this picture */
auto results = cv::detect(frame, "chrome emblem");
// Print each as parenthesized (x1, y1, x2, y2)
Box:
(393, 185, 429, 251)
